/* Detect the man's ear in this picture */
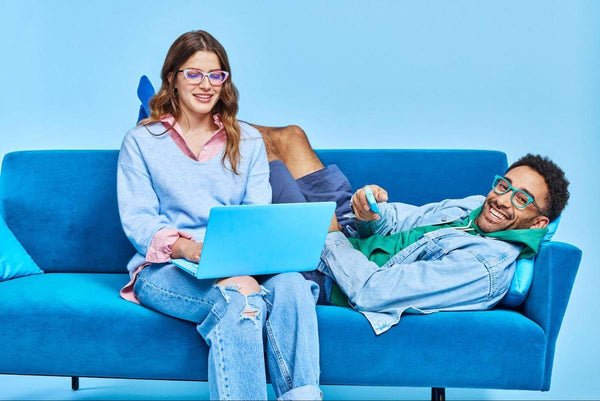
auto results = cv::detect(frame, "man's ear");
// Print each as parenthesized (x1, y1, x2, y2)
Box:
(529, 216, 549, 229)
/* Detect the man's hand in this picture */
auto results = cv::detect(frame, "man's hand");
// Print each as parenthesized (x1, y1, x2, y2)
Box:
(351, 185, 389, 221)
(328, 213, 342, 233)
(171, 238, 203, 263)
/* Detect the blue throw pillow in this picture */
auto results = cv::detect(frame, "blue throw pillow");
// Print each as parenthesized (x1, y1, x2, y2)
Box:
(137, 75, 155, 123)
(0, 215, 43, 281)
(500, 216, 561, 307)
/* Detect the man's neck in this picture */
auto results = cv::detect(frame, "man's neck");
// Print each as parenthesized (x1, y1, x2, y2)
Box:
(470, 207, 548, 259)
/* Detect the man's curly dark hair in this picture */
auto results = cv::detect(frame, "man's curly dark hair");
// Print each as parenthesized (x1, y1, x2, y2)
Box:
(507, 154, 570, 221)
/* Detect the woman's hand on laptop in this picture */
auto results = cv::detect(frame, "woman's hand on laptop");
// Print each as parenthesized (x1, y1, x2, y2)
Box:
(172, 238, 204, 263)
(351, 185, 388, 221)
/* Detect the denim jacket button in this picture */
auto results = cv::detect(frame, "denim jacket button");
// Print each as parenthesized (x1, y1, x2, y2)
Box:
(441, 217, 447, 222)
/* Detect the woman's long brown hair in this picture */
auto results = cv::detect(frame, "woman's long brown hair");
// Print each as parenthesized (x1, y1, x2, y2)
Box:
(140, 30, 242, 174)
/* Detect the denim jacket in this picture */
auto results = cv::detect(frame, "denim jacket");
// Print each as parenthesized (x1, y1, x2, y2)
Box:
(317, 195, 521, 335)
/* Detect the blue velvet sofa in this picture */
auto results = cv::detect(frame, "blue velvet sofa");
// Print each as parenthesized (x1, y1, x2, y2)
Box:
(0, 148, 581, 400)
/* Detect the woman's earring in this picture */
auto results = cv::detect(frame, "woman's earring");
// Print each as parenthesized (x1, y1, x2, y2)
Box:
(173, 87, 179, 96)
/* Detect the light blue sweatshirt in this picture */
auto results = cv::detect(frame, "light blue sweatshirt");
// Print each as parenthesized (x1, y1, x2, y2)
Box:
(117, 121, 272, 274)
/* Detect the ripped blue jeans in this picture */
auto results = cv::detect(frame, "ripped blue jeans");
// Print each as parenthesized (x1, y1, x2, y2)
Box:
(134, 264, 322, 400)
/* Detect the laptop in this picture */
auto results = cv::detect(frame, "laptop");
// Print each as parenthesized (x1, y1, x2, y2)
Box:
(171, 202, 337, 279)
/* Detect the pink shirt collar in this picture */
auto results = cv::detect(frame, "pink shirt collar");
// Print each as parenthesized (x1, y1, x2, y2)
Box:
(159, 114, 226, 162)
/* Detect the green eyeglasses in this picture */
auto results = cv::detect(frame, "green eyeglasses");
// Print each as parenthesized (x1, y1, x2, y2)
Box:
(492, 175, 547, 217)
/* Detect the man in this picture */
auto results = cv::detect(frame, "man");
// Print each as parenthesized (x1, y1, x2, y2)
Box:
(320, 154, 569, 334)
(255, 125, 570, 334)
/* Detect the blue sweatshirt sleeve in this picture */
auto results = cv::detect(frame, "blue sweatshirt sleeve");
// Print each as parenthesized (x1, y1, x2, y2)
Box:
(240, 127, 272, 206)
(117, 131, 177, 255)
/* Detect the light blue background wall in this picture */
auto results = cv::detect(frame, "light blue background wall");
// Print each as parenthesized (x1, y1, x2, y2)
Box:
(1, 0, 598, 399)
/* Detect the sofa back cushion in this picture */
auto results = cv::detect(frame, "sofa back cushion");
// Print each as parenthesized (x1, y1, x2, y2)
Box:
(0, 149, 507, 273)
(0, 151, 132, 273)
(316, 149, 507, 206)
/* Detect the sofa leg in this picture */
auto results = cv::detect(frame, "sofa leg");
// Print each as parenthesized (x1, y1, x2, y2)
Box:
(431, 387, 445, 401)
(71, 376, 79, 390)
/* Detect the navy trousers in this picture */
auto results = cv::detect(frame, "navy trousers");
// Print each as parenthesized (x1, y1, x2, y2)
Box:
(268, 160, 354, 304)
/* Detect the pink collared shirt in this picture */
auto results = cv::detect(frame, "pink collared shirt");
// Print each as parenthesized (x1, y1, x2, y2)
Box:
(120, 114, 227, 303)
(161, 114, 227, 162)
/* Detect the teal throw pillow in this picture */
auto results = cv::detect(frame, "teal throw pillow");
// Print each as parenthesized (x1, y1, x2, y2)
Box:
(500, 216, 561, 307)
(0, 215, 43, 281)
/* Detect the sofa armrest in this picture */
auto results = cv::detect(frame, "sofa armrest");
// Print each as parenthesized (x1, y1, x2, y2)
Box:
(522, 241, 582, 390)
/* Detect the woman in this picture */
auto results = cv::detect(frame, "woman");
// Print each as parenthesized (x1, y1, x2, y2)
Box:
(117, 30, 321, 400)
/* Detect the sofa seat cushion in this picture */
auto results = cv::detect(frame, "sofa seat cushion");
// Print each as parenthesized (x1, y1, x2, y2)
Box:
(317, 306, 547, 390)
(0, 273, 208, 380)
(0, 273, 546, 389)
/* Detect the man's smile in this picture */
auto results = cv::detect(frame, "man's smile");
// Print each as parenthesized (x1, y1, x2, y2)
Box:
(488, 204, 510, 221)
